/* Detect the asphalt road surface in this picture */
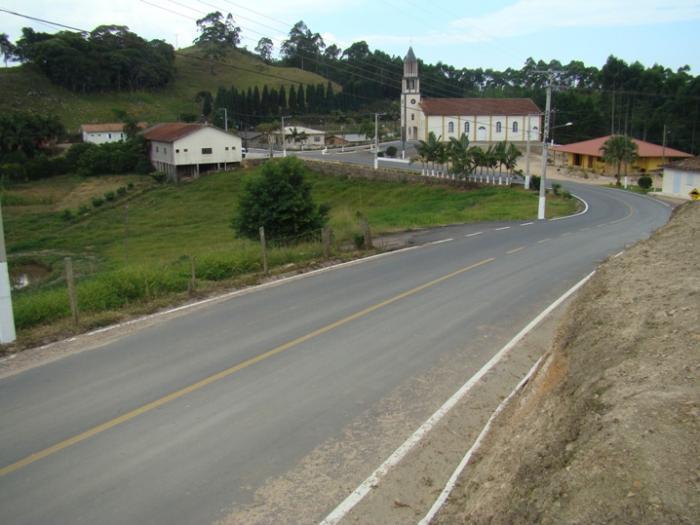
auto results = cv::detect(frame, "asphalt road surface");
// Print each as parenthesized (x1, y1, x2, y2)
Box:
(0, 182, 670, 524)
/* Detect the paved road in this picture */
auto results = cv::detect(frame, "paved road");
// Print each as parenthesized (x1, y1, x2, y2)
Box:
(0, 183, 670, 524)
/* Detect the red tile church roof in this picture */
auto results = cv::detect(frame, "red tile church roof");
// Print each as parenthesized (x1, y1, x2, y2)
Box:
(420, 98, 541, 116)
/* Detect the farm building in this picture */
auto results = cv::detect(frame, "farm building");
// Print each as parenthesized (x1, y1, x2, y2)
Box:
(143, 123, 242, 182)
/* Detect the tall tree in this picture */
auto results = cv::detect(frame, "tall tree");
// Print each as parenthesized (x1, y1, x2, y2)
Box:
(194, 12, 241, 74)
(280, 21, 325, 71)
(0, 33, 15, 67)
(255, 37, 273, 62)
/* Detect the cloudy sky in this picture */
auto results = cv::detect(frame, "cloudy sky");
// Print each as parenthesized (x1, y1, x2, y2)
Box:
(2, 0, 699, 72)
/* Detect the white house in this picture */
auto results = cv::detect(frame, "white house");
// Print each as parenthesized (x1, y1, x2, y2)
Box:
(274, 126, 326, 149)
(80, 123, 141, 144)
(662, 157, 700, 200)
(400, 47, 542, 144)
(143, 123, 242, 182)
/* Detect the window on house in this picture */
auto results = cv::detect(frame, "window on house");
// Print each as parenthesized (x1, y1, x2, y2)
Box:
(155, 146, 159, 152)
(225, 147, 229, 151)
(314, 136, 321, 142)
(184, 148, 188, 152)
(411, 113, 415, 121)
(448, 122, 454, 133)
(496, 122, 502, 133)
(202, 148, 212, 154)
(176, 149, 180, 153)
(464, 122, 470, 133)
(108, 133, 112, 139)
(513, 121, 519, 133)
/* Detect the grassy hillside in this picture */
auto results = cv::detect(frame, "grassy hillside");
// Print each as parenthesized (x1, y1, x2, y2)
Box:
(4, 166, 577, 339)
(0, 46, 336, 131)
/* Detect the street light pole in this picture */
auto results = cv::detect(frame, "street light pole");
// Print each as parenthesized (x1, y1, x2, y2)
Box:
(374, 112, 386, 170)
(281, 115, 290, 158)
(525, 114, 533, 190)
(0, 201, 16, 343)
(538, 75, 553, 220)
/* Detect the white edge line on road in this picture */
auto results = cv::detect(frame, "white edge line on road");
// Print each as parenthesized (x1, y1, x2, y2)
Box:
(520, 222, 534, 226)
(319, 271, 596, 525)
(418, 270, 596, 525)
(549, 193, 589, 221)
(613, 250, 624, 258)
(465, 232, 483, 237)
(418, 354, 546, 525)
(426, 238, 454, 246)
(23, 245, 423, 356)
(494, 226, 511, 231)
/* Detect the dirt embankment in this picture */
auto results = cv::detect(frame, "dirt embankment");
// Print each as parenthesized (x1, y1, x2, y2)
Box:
(435, 202, 700, 524)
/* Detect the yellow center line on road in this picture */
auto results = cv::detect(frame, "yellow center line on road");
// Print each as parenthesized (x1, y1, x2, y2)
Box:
(0, 257, 496, 478)
(506, 246, 525, 255)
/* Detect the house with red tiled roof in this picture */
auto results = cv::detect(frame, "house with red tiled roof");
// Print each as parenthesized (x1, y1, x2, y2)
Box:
(550, 135, 692, 174)
(80, 122, 147, 144)
(143, 123, 242, 182)
(400, 47, 542, 144)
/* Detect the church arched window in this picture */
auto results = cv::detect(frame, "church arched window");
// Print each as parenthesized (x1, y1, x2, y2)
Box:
(496, 121, 502, 133)
(448, 122, 454, 133)
(512, 121, 519, 133)
(464, 122, 470, 134)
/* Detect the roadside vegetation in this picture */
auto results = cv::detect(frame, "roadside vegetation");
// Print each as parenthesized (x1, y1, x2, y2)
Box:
(4, 160, 576, 345)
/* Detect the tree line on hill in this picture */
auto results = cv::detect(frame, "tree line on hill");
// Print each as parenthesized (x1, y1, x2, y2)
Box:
(4, 25, 175, 92)
(2, 13, 698, 154)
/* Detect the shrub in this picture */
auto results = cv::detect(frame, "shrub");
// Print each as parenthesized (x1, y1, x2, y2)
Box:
(65, 142, 97, 170)
(353, 233, 365, 250)
(552, 182, 562, 195)
(232, 157, 329, 241)
(127, 182, 134, 190)
(151, 171, 167, 184)
(92, 196, 104, 208)
(530, 175, 541, 191)
(385, 145, 397, 158)
(104, 191, 116, 202)
(0, 163, 26, 183)
(117, 186, 127, 197)
(562, 190, 573, 199)
(78, 205, 90, 215)
(638, 175, 652, 189)
(60, 209, 74, 221)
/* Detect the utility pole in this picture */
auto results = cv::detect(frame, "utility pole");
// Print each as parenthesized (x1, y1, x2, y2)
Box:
(661, 124, 669, 191)
(525, 115, 533, 190)
(281, 115, 290, 157)
(0, 201, 16, 343)
(401, 92, 407, 159)
(223, 107, 228, 132)
(538, 73, 553, 220)
(373, 112, 385, 170)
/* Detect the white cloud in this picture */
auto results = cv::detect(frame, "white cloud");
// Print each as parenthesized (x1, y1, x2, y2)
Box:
(450, 0, 700, 42)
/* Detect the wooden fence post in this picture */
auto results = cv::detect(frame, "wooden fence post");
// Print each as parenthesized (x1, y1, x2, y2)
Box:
(322, 227, 331, 258)
(361, 217, 373, 250)
(65, 257, 79, 326)
(259, 226, 268, 274)
(188, 255, 196, 295)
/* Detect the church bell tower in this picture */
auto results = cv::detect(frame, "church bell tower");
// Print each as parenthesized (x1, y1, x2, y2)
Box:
(401, 47, 421, 143)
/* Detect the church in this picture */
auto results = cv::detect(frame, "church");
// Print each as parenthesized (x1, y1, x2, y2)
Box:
(401, 47, 542, 144)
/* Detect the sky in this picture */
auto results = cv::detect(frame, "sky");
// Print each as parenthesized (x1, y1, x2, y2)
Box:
(2, 0, 700, 73)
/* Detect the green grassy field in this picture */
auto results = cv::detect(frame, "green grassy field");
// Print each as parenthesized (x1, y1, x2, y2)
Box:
(0, 47, 335, 131)
(3, 167, 577, 337)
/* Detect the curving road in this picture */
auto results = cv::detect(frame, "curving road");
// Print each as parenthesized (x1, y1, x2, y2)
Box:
(0, 183, 670, 524)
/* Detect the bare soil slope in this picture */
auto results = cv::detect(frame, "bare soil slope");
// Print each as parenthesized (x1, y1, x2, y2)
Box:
(436, 202, 700, 524)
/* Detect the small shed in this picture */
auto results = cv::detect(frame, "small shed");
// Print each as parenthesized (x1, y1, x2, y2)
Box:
(80, 122, 147, 144)
(662, 157, 700, 200)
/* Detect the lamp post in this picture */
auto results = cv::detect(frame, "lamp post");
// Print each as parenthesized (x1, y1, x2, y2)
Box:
(281, 115, 291, 157)
(538, 119, 573, 220)
(373, 112, 386, 170)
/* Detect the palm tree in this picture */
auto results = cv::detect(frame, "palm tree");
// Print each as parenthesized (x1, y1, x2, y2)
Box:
(493, 141, 508, 175)
(418, 132, 441, 176)
(601, 135, 638, 186)
(504, 143, 522, 175)
(448, 134, 474, 179)
(436, 142, 449, 177)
